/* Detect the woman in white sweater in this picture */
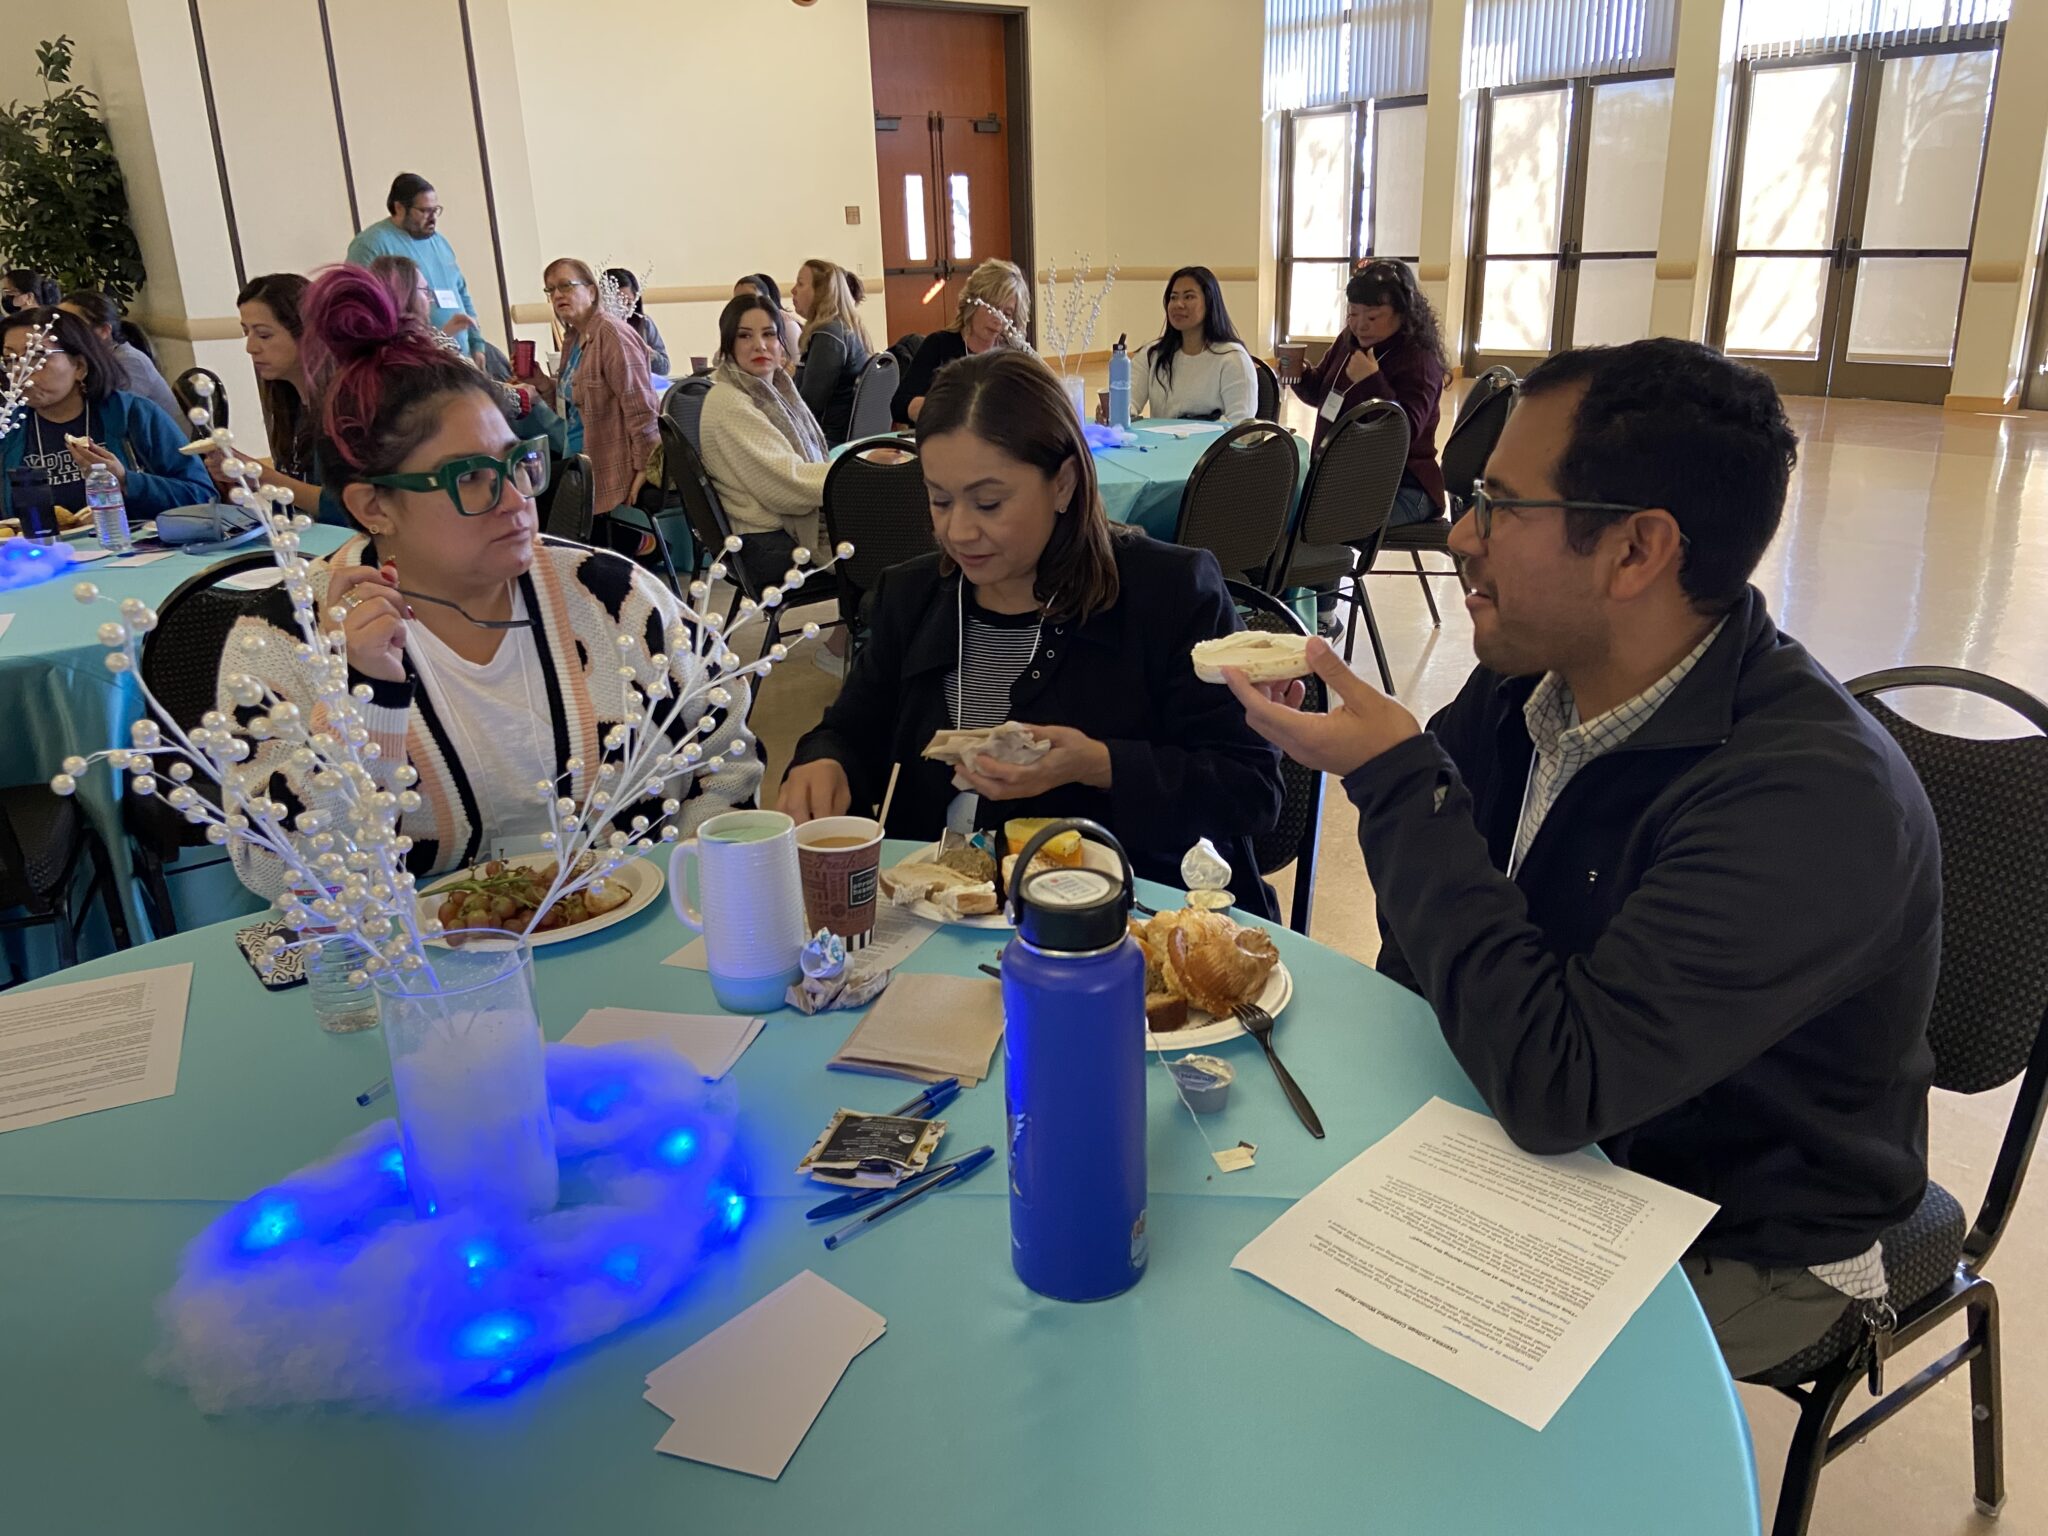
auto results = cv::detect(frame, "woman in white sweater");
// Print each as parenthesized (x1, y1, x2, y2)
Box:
(698, 293, 833, 594)
(1127, 266, 1258, 423)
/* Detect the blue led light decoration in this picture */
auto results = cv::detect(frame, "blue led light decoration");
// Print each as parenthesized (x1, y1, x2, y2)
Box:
(153, 1042, 745, 1412)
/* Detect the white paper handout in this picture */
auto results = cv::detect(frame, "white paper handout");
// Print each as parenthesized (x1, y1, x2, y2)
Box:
(1232, 1097, 1716, 1431)
(0, 963, 194, 1133)
(646, 1270, 885, 1478)
(561, 1007, 764, 1079)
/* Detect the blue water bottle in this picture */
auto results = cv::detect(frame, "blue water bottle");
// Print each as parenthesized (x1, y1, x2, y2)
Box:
(1107, 334, 1131, 432)
(1001, 818, 1147, 1301)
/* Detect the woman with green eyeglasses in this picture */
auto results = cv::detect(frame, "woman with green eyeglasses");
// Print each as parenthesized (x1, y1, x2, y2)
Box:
(220, 266, 762, 900)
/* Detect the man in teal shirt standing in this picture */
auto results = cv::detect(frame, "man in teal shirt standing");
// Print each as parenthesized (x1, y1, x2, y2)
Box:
(345, 172, 485, 358)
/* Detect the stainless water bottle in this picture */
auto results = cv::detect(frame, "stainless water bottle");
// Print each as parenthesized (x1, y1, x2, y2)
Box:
(1000, 819, 1148, 1301)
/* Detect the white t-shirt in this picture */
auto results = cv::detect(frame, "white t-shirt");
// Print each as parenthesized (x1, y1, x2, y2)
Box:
(1127, 340, 1258, 422)
(405, 590, 557, 851)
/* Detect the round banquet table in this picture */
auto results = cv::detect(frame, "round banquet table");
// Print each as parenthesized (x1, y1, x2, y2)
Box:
(0, 843, 1759, 1535)
(1095, 419, 1311, 538)
(0, 526, 353, 945)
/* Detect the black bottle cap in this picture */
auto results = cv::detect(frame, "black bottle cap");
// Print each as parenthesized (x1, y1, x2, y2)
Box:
(1006, 818, 1134, 953)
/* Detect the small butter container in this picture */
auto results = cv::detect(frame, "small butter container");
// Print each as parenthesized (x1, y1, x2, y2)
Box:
(1186, 888, 1235, 913)
(1168, 1054, 1235, 1114)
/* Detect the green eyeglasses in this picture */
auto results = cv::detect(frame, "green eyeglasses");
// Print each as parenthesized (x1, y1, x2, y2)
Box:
(1464, 481, 1650, 542)
(366, 437, 551, 516)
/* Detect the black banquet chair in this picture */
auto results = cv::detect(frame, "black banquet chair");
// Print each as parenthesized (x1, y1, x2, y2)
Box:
(661, 374, 712, 458)
(1371, 364, 1516, 623)
(540, 452, 594, 544)
(1171, 421, 1300, 589)
(821, 437, 933, 654)
(846, 353, 901, 440)
(0, 784, 132, 979)
(1747, 665, 2048, 1536)
(124, 550, 282, 936)
(1264, 399, 1410, 694)
(1252, 357, 1280, 421)
(1225, 580, 1323, 936)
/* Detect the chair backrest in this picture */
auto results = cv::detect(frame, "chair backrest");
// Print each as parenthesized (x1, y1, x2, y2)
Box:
(544, 452, 594, 543)
(1226, 581, 1326, 891)
(1439, 365, 1516, 512)
(661, 374, 712, 456)
(1848, 665, 2048, 1267)
(141, 551, 283, 729)
(1253, 357, 1280, 421)
(1172, 422, 1300, 585)
(1291, 399, 1410, 551)
(847, 352, 900, 440)
(823, 437, 935, 593)
(656, 415, 737, 588)
(173, 367, 228, 432)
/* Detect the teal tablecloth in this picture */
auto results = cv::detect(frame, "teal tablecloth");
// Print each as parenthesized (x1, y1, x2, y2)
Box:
(0, 845, 1758, 1534)
(1096, 420, 1312, 538)
(0, 528, 351, 951)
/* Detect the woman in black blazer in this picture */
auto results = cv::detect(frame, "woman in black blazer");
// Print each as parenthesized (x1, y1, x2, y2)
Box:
(782, 349, 1284, 913)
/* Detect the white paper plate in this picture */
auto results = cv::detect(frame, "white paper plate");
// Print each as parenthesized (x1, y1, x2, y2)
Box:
(887, 838, 1122, 930)
(1145, 956, 1293, 1051)
(417, 853, 665, 949)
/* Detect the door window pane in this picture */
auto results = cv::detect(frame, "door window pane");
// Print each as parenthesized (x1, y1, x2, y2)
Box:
(1369, 104, 1426, 258)
(1861, 50, 1995, 251)
(904, 175, 927, 263)
(1572, 259, 1657, 347)
(1725, 256, 1829, 356)
(1287, 262, 1350, 338)
(1485, 89, 1566, 255)
(1737, 64, 1851, 250)
(1290, 113, 1354, 256)
(1477, 260, 1556, 352)
(1846, 256, 1968, 364)
(948, 173, 972, 261)
(1582, 78, 1672, 254)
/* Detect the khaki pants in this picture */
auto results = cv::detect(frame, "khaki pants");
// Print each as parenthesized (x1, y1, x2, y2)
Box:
(1682, 1255, 1856, 1379)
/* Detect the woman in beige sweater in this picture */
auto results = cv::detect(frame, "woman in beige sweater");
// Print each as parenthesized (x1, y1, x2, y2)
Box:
(698, 292, 833, 595)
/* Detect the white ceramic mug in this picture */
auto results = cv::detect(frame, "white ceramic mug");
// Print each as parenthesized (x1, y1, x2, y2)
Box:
(669, 809, 806, 1012)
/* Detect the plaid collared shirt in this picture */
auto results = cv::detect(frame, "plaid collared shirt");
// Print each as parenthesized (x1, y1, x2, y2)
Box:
(1508, 620, 1887, 1301)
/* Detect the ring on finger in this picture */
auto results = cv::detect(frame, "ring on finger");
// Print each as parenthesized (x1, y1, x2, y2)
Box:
(340, 589, 370, 613)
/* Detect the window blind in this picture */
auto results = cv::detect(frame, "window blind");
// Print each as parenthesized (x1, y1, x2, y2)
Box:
(1464, 0, 1678, 92)
(1264, 0, 1349, 112)
(1349, 0, 1432, 103)
(1737, 0, 2009, 58)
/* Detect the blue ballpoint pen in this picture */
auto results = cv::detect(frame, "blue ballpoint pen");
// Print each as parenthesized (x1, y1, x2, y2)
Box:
(806, 1147, 975, 1221)
(890, 1078, 959, 1117)
(822, 1145, 994, 1249)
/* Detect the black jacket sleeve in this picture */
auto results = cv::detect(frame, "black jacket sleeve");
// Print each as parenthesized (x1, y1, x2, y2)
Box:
(892, 333, 957, 423)
(1342, 732, 1939, 1155)
(784, 564, 910, 815)
(798, 330, 848, 429)
(636, 316, 670, 377)
(1099, 550, 1284, 852)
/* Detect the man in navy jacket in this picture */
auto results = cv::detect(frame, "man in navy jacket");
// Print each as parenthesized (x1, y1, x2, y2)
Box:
(1228, 339, 1939, 1377)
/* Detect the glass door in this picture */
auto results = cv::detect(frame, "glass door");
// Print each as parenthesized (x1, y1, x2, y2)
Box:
(1466, 75, 1674, 373)
(1279, 108, 1358, 340)
(1712, 44, 1998, 402)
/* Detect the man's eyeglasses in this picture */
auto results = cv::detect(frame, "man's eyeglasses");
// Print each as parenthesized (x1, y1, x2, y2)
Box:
(1464, 481, 1674, 542)
(365, 437, 550, 516)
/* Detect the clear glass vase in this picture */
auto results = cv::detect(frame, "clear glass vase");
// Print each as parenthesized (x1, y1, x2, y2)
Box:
(1060, 372, 1088, 423)
(372, 930, 559, 1220)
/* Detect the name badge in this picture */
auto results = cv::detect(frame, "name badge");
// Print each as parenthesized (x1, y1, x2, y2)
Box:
(1318, 390, 1346, 423)
(433, 287, 460, 310)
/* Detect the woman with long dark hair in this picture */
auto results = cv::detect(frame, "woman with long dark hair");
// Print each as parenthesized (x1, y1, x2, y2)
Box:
(214, 272, 322, 507)
(781, 349, 1284, 913)
(733, 273, 800, 367)
(1128, 265, 1257, 422)
(1292, 260, 1448, 523)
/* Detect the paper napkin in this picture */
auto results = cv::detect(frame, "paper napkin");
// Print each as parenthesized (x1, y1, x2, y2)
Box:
(828, 972, 1004, 1086)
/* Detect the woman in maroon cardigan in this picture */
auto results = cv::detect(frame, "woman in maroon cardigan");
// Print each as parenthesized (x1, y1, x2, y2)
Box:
(1291, 260, 1448, 526)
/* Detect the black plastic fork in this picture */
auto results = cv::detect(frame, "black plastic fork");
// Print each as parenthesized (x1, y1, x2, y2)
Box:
(1236, 1001, 1324, 1138)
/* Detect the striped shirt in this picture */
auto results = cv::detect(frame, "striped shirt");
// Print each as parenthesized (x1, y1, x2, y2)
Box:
(945, 604, 1043, 729)
(1510, 619, 1886, 1302)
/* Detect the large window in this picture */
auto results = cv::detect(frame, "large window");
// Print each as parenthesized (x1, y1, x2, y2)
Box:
(1465, 74, 1675, 371)
(1277, 98, 1427, 341)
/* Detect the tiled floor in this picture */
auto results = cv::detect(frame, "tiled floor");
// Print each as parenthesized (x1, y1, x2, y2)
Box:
(745, 388, 2048, 1535)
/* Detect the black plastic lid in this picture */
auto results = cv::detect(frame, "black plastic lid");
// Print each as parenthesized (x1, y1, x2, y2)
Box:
(1006, 818, 1134, 952)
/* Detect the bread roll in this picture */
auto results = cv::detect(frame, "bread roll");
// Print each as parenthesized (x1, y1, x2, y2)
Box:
(1191, 631, 1313, 685)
